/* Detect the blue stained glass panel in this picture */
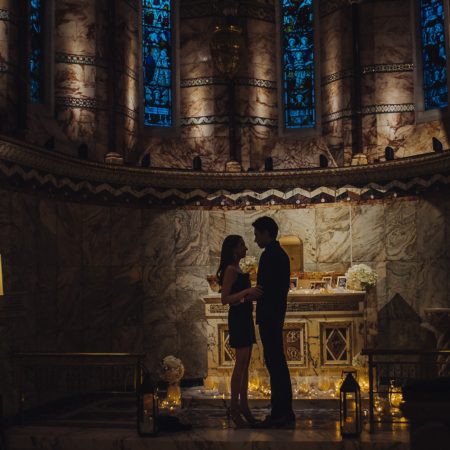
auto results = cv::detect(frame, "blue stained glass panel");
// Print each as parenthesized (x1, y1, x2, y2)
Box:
(420, 0, 448, 110)
(29, 0, 44, 103)
(282, 0, 315, 128)
(142, 0, 172, 127)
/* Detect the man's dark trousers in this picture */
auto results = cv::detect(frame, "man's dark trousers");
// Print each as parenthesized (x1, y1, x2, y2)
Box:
(259, 318, 294, 419)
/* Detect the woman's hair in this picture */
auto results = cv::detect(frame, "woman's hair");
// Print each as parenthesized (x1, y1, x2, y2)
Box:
(216, 235, 242, 286)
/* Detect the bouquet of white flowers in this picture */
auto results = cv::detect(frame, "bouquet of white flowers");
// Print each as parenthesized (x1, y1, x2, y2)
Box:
(239, 256, 258, 274)
(160, 355, 184, 384)
(352, 351, 368, 369)
(345, 264, 377, 291)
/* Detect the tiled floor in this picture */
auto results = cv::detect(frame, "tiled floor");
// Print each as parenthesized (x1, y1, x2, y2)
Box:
(4, 394, 410, 450)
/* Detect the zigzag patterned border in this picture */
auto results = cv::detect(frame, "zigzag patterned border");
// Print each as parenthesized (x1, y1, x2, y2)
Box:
(0, 157, 448, 207)
(361, 103, 415, 114)
(322, 63, 415, 85)
(55, 53, 104, 66)
(1, 138, 450, 207)
(322, 104, 415, 122)
(180, 115, 277, 127)
(180, 76, 276, 89)
(362, 63, 414, 74)
(55, 96, 103, 110)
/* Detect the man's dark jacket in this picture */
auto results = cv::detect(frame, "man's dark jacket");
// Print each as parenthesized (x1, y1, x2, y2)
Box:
(256, 240, 290, 325)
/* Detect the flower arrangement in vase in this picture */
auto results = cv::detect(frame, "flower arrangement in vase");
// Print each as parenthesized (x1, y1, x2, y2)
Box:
(160, 355, 184, 407)
(345, 264, 377, 291)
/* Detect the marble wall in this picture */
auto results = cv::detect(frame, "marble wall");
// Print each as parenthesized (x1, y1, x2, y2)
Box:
(1, 187, 450, 417)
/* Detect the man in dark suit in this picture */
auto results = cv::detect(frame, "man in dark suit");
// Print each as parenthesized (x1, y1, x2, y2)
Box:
(252, 216, 295, 428)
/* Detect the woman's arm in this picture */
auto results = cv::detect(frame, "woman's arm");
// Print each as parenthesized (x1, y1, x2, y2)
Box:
(221, 266, 249, 305)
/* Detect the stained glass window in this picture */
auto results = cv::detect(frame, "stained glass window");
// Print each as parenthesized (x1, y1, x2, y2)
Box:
(29, 0, 45, 103)
(281, 0, 316, 128)
(142, 0, 172, 127)
(420, 0, 448, 110)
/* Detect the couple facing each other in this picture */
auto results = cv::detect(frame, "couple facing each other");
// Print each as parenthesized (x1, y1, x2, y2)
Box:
(217, 216, 295, 429)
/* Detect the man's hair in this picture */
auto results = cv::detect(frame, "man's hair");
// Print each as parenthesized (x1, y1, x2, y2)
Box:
(252, 216, 278, 239)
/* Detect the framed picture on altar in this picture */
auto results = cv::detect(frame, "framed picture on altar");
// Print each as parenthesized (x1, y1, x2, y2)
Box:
(289, 277, 298, 290)
(321, 276, 332, 287)
(310, 281, 327, 290)
(337, 276, 347, 289)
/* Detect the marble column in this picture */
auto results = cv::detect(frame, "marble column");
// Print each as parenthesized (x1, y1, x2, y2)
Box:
(0, 0, 27, 134)
(114, 0, 139, 160)
(320, 1, 354, 166)
(54, 0, 102, 159)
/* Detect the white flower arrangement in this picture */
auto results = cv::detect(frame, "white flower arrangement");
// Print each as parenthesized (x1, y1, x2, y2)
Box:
(239, 256, 258, 274)
(345, 264, 377, 291)
(161, 355, 184, 384)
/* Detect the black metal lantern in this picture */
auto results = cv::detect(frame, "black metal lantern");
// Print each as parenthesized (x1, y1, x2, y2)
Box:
(340, 371, 362, 438)
(137, 366, 158, 437)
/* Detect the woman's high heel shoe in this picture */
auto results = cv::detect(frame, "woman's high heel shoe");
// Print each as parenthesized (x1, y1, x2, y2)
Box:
(228, 407, 247, 428)
(239, 407, 259, 426)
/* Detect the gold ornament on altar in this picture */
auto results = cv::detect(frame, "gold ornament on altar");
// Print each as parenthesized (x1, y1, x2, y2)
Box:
(160, 355, 184, 407)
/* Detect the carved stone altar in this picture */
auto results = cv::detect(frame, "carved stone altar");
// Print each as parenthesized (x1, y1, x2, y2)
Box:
(203, 290, 367, 396)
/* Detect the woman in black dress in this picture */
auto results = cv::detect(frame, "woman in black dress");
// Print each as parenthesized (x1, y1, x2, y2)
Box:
(217, 235, 263, 427)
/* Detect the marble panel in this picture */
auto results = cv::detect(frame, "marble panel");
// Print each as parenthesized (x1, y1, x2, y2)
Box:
(385, 199, 417, 261)
(56, 329, 85, 352)
(181, 85, 228, 118)
(315, 261, 351, 274)
(7, 264, 38, 299)
(175, 210, 209, 267)
(246, 19, 276, 80)
(142, 265, 177, 318)
(237, 85, 277, 119)
(209, 211, 226, 269)
(248, 125, 278, 170)
(57, 201, 83, 267)
(320, 9, 353, 73)
(142, 318, 179, 374)
(374, 115, 415, 153)
(361, 114, 377, 154)
(57, 266, 83, 332)
(374, 72, 414, 105)
(83, 326, 112, 352)
(37, 198, 58, 267)
(386, 261, 420, 312)
(395, 120, 449, 158)
(184, 137, 230, 172)
(416, 258, 448, 312)
(351, 203, 386, 262)
(10, 192, 38, 268)
(82, 204, 111, 267)
(275, 208, 317, 266)
(180, 18, 214, 79)
(142, 209, 176, 267)
(271, 137, 334, 170)
(373, 33, 412, 65)
(416, 199, 446, 260)
(111, 207, 142, 266)
(316, 204, 351, 263)
(111, 265, 143, 325)
(55, 1, 96, 54)
(35, 292, 58, 351)
(321, 78, 352, 115)
(180, 122, 230, 139)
